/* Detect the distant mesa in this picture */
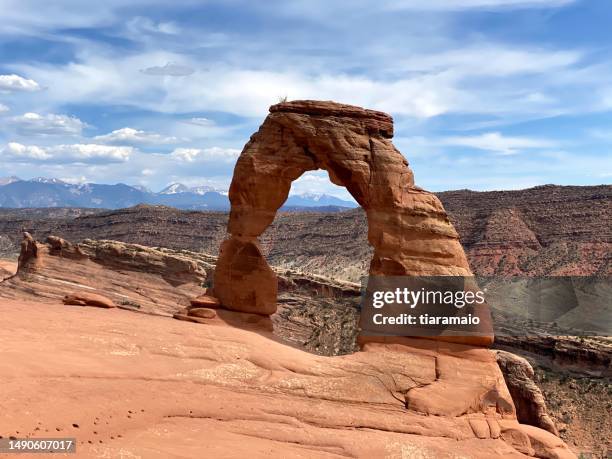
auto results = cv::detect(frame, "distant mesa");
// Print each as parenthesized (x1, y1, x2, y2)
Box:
(0, 183, 607, 280)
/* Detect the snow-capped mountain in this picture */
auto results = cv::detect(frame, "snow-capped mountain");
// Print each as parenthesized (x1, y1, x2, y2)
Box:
(0, 176, 20, 186)
(0, 178, 357, 210)
(295, 192, 326, 201)
(191, 185, 219, 195)
(285, 192, 357, 208)
(29, 177, 68, 185)
(159, 183, 191, 195)
(132, 185, 153, 193)
(160, 183, 222, 195)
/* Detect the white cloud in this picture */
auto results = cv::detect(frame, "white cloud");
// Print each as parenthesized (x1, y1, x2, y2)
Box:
(0, 0, 604, 192)
(397, 46, 580, 77)
(59, 175, 89, 184)
(383, 0, 574, 10)
(441, 132, 556, 154)
(0, 0, 205, 35)
(94, 127, 179, 145)
(1, 142, 133, 162)
(16, 55, 459, 117)
(140, 62, 195, 76)
(277, 0, 574, 23)
(0, 74, 41, 92)
(289, 171, 354, 199)
(2, 142, 51, 160)
(0, 103, 8, 113)
(396, 132, 557, 155)
(183, 117, 215, 127)
(171, 147, 240, 162)
(12, 39, 594, 120)
(172, 116, 239, 140)
(127, 16, 180, 35)
(587, 129, 612, 142)
(170, 149, 197, 162)
(9, 112, 87, 136)
(0, 0, 572, 39)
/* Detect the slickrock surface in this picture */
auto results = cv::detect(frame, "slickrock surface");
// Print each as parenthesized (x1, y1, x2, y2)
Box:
(0, 258, 16, 280)
(213, 101, 491, 343)
(0, 299, 574, 458)
(1, 232, 363, 318)
(0, 235, 211, 316)
(1, 235, 600, 456)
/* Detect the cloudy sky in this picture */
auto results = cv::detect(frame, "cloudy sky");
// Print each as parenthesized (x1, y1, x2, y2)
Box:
(0, 0, 611, 197)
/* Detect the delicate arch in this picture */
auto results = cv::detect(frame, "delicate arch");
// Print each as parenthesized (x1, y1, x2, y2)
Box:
(212, 100, 491, 344)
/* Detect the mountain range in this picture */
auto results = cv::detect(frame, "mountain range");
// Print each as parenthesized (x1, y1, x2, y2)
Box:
(0, 177, 357, 210)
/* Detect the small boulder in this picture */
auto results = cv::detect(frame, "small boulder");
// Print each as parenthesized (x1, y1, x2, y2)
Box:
(173, 313, 208, 324)
(189, 295, 221, 309)
(188, 307, 217, 319)
(63, 292, 116, 309)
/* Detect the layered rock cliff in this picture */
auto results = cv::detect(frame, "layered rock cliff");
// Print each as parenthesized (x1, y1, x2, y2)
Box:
(1, 185, 608, 280)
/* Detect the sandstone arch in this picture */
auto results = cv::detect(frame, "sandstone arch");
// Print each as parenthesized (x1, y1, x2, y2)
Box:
(212, 100, 492, 344)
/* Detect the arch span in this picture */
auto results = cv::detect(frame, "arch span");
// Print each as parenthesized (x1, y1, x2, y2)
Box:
(212, 100, 492, 344)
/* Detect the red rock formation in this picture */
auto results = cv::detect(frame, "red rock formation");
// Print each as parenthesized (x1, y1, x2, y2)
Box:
(1, 234, 210, 316)
(63, 292, 116, 308)
(213, 100, 492, 345)
(0, 233, 576, 456)
(188, 307, 217, 319)
(190, 294, 221, 309)
(495, 350, 558, 435)
(17, 231, 37, 271)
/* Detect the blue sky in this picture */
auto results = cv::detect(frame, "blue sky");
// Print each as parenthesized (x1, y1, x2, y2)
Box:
(0, 0, 611, 197)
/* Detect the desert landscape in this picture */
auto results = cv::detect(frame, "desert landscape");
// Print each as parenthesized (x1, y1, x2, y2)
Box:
(0, 100, 609, 458)
(2, 1, 611, 457)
